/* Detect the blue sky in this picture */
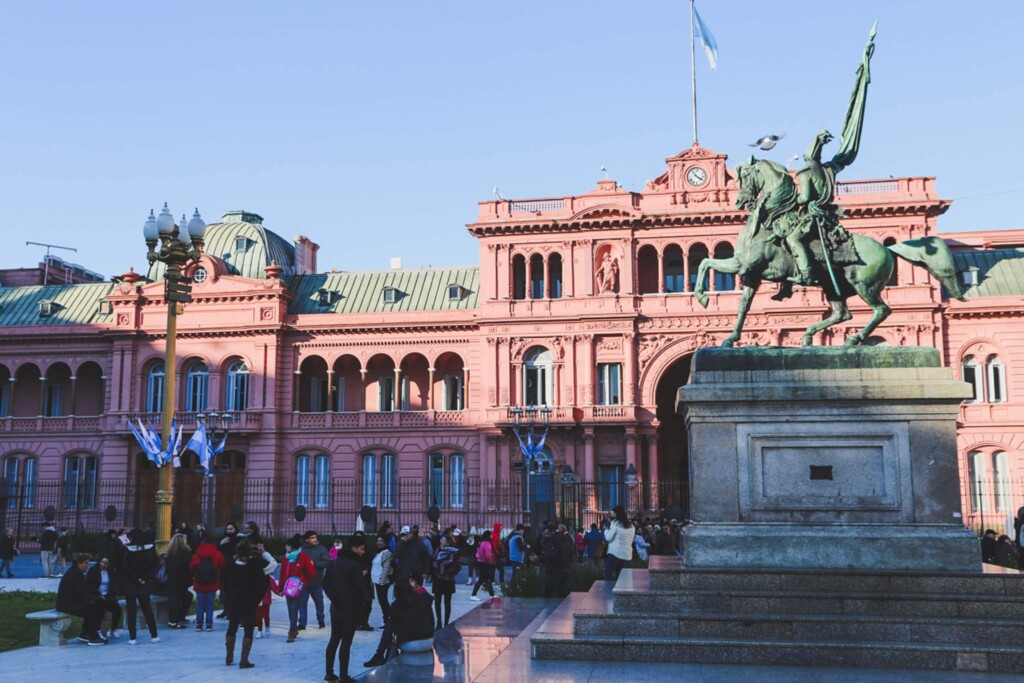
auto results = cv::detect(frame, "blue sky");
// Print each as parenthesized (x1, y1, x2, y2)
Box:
(0, 1, 1021, 277)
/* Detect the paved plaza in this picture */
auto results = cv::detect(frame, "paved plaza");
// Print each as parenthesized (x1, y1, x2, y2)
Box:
(3, 560, 1024, 682)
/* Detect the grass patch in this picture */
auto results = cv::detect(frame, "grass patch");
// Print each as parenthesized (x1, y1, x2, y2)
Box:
(0, 590, 75, 652)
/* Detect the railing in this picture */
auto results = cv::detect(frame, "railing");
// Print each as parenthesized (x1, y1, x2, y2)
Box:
(288, 410, 469, 429)
(510, 198, 564, 214)
(0, 416, 104, 433)
(835, 179, 900, 196)
(123, 411, 256, 429)
(501, 406, 574, 424)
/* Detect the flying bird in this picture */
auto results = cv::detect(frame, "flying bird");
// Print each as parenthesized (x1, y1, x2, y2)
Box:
(493, 186, 506, 202)
(749, 134, 785, 151)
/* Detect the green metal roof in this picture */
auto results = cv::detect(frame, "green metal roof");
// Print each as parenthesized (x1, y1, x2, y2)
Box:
(288, 267, 480, 315)
(147, 213, 295, 281)
(0, 282, 115, 327)
(954, 248, 1024, 298)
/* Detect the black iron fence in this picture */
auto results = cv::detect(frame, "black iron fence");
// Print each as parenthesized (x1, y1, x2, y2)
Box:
(0, 477, 688, 551)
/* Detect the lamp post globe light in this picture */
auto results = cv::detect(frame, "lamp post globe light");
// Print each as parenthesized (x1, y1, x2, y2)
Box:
(145, 203, 205, 553)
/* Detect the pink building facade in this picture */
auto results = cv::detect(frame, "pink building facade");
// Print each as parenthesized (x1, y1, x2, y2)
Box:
(0, 146, 1021, 539)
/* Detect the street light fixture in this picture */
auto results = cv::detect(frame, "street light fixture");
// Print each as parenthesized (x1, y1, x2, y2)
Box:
(145, 203, 205, 553)
(510, 405, 552, 525)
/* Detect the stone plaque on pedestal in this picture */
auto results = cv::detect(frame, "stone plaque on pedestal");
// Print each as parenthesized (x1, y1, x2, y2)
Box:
(677, 346, 979, 573)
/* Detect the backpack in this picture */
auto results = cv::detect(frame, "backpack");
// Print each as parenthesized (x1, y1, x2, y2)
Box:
(154, 558, 169, 588)
(433, 549, 460, 582)
(195, 556, 219, 585)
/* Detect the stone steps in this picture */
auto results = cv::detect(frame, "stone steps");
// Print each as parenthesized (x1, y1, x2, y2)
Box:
(530, 564, 1024, 672)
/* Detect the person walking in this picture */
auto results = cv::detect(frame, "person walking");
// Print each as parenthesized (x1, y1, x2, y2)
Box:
(54, 527, 72, 577)
(603, 505, 636, 582)
(57, 553, 106, 645)
(300, 530, 331, 630)
(85, 555, 122, 640)
(0, 528, 17, 577)
(323, 534, 371, 683)
(189, 536, 225, 632)
(223, 540, 278, 669)
(39, 524, 58, 577)
(431, 534, 460, 628)
(165, 533, 193, 628)
(276, 534, 315, 642)
(469, 529, 496, 601)
(118, 528, 161, 645)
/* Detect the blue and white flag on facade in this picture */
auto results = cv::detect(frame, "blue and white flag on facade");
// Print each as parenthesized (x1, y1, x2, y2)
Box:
(185, 421, 210, 474)
(513, 429, 547, 461)
(166, 421, 183, 468)
(128, 419, 162, 466)
(693, 4, 718, 71)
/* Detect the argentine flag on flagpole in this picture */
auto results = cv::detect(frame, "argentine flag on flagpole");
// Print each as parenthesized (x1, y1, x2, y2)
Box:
(693, 4, 718, 71)
(185, 421, 211, 475)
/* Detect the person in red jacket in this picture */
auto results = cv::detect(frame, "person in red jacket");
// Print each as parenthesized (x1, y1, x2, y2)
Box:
(190, 538, 226, 632)
(275, 534, 315, 642)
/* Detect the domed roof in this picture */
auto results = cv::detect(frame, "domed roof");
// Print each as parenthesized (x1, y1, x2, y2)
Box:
(146, 211, 296, 281)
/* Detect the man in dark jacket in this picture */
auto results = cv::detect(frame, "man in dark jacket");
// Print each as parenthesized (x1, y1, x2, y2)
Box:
(535, 524, 576, 598)
(300, 529, 331, 630)
(40, 524, 58, 577)
(324, 535, 370, 683)
(393, 526, 431, 583)
(0, 528, 17, 577)
(56, 553, 105, 645)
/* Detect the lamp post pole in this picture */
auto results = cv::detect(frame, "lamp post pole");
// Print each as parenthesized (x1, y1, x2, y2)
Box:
(145, 204, 206, 553)
(511, 406, 551, 526)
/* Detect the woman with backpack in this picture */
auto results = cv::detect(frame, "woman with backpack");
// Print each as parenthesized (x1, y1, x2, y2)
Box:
(431, 534, 461, 628)
(117, 528, 161, 645)
(190, 537, 226, 632)
(275, 534, 315, 643)
(223, 540, 278, 669)
(469, 529, 496, 601)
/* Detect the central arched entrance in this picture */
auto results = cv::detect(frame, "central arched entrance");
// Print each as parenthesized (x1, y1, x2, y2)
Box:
(654, 353, 692, 516)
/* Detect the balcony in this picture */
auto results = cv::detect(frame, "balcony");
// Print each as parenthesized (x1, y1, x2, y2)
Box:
(288, 410, 468, 430)
(122, 411, 262, 432)
(579, 405, 637, 423)
(0, 415, 105, 434)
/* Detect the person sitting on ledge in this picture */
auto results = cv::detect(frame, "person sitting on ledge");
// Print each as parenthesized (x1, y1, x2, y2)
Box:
(363, 573, 435, 668)
(56, 553, 106, 645)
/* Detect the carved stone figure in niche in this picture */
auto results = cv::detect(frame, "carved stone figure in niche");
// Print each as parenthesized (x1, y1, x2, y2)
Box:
(596, 254, 619, 293)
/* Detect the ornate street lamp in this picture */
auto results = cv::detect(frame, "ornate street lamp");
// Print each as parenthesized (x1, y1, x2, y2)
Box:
(145, 204, 205, 553)
(510, 405, 551, 525)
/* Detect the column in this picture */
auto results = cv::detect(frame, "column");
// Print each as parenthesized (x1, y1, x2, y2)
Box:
(682, 249, 690, 292)
(657, 249, 665, 294)
(582, 430, 595, 510)
(463, 368, 470, 409)
(625, 429, 637, 470)
(359, 369, 368, 410)
(39, 377, 47, 416)
(427, 367, 435, 411)
(69, 375, 78, 416)
(393, 368, 402, 412)
(646, 434, 659, 483)
(623, 334, 636, 405)
(292, 370, 301, 411)
(580, 335, 594, 406)
(326, 369, 335, 411)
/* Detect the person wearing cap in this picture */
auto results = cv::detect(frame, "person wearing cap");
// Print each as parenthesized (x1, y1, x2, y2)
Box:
(394, 525, 431, 584)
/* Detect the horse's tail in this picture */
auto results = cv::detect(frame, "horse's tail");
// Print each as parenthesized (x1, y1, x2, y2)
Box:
(886, 236, 967, 302)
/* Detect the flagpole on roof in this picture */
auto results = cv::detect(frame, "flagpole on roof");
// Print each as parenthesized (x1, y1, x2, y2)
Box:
(690, 0, 698, 145)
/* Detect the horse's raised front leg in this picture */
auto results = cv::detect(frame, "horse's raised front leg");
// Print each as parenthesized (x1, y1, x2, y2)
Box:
(695, 257, 741, 308)
(801, 299, 852, 346)
(723, 281, 758, 347)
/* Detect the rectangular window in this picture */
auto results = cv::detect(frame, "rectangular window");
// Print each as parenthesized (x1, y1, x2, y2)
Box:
(362, 455, 376, 507)
(44, 383, 63, 417)
(381, 454, 397, 509)
(429, 454, 444, 507)
(296, 455, 310, 508)
(450, 455, 464, 509)
(597, 363, 622, 406)
(63, 458, 81, 509)
(314, 455, 330, 509)
(524, 367, 547, 406)
(22, 459, 36, 509)
(147, 372, 164, 413)
(0, 382, 10, 417)
(83, 457, 97, 509)
(964, 364, 978, 403)
(334, 376, 346, 412)
(186, 373, 208, 412)
(443, 375, 464, 410)
(383, 289, 397, 304)
(235, 237, 248, 252)
(4, 459, 17, 510)
(448, 285, 461, 301)
(598, 465, 624, 511)
(309, 377, 326, 412)
(378, 376, 394, 412)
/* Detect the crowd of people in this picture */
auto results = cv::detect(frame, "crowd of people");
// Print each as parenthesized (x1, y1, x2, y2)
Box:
(40, 507, 697, 682)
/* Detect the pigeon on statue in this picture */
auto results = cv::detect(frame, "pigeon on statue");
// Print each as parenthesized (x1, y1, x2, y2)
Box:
(749, 134, 785, 150)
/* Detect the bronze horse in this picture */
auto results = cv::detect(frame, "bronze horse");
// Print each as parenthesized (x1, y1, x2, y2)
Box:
(694, 157, 966, 347)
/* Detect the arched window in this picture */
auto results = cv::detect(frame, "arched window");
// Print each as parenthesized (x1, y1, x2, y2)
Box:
(987, 357, 1006, 403)
(146, 363, 165, 412)
(296, 454, 310, 507)
(3, 457, 37, 510)
(429, 453, 444, 507)
(962, 357, 981, 403)
(663, 245, 684, 293)
(225, 360, 250, 411)
(362, 454, 377, 507)
(529, 254, 545, 299)
(64, 455, 97, 509)
(548, 254, 563, 299)
(450, 453, 465, 509)
(713, 243, 736, 291)
(994, 451, 1011, 512)
(314, 454, 330, 509)
(185, 361, 209, 412)
(688, 243, 709, 292)
(968, 451, 987, 513)
(512, 255, 526, 300)
(523, 347, 553, 407)
(637, 245, 659, 295)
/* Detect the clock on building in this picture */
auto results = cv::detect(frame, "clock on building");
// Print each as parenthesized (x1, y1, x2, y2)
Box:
(686, 166, 708, 187)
